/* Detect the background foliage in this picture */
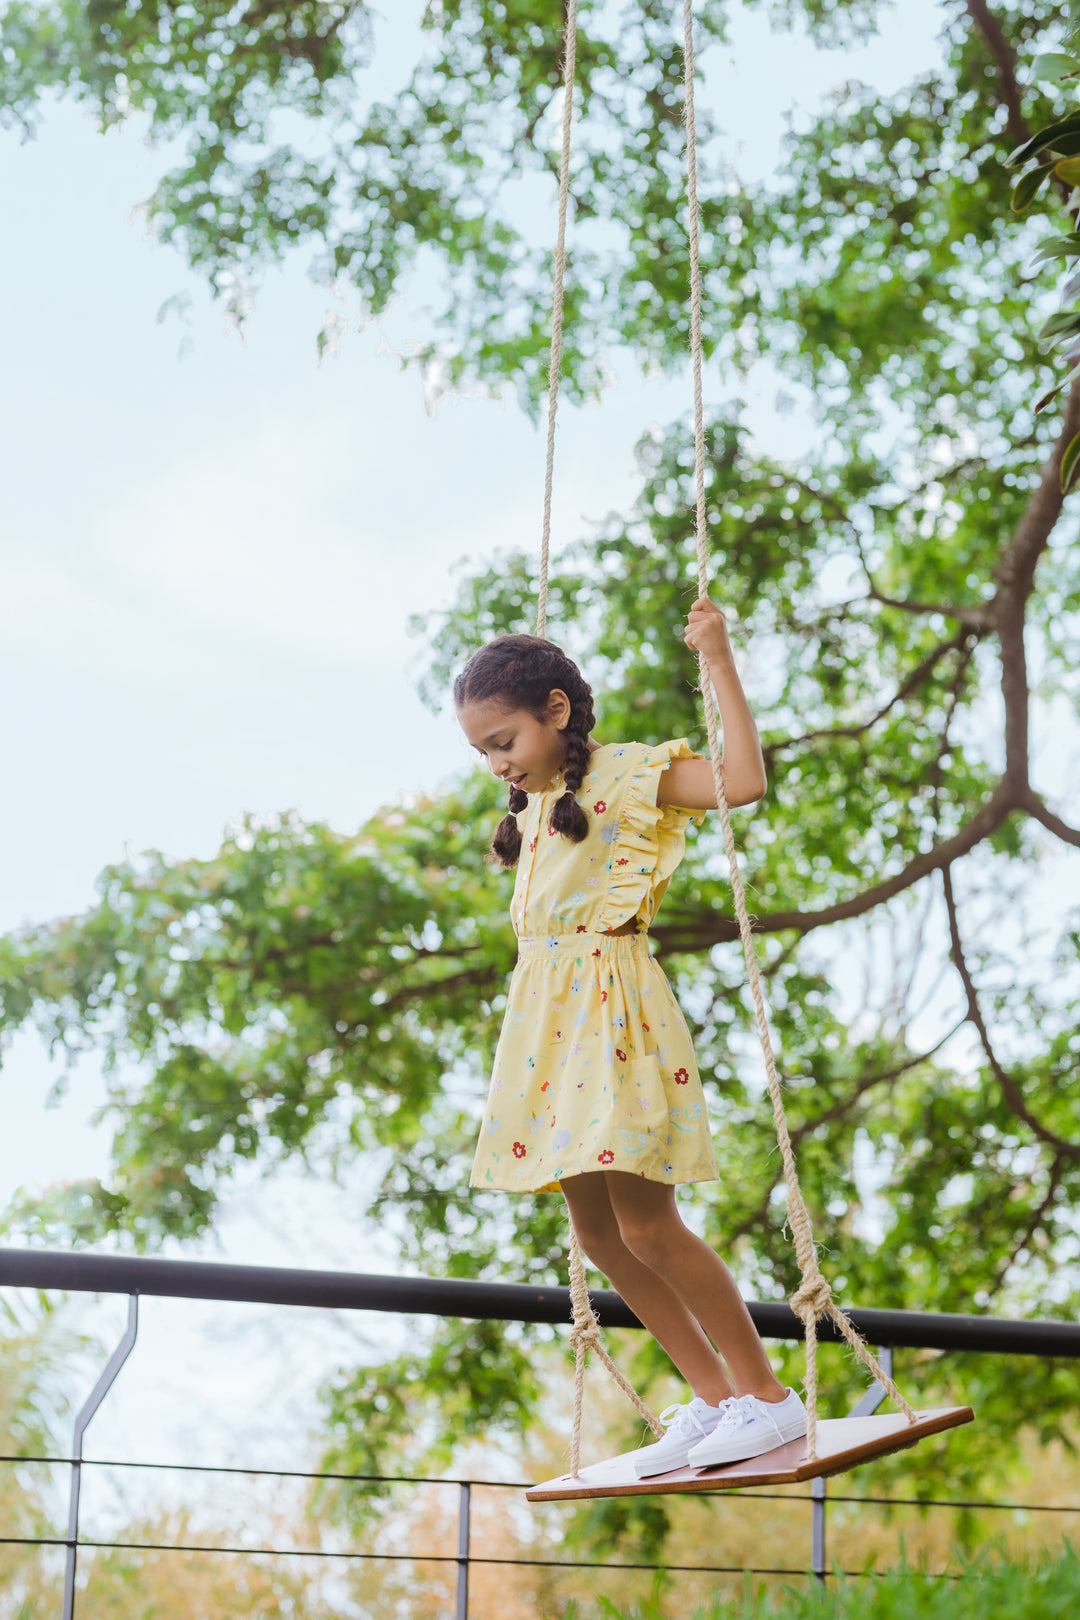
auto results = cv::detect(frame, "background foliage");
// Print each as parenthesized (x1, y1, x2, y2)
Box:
(1, 0, 1079, 1564)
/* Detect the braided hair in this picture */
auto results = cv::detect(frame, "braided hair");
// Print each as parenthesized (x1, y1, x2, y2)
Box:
(453, 634, 596, 868)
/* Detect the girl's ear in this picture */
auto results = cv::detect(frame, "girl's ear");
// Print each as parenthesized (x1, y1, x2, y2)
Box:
(547, 688, 572, 730)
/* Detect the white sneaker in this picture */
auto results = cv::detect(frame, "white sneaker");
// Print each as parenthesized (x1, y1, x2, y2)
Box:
(632, 1397, 732, 1478)
(686, 1388, 807, 1469)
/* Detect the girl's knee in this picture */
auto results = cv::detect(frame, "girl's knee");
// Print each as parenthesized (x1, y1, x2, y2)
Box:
(572, 1214, 628, 1273)
(616, 1210, 683, 1271)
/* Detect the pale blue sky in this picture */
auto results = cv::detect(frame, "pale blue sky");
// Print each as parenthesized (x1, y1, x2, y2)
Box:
(9, 0, 1044, 1517)
(0, 0, 949, 1217)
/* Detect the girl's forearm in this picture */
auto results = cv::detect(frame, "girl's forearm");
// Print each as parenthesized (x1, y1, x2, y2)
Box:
(707, 654, 767, 806)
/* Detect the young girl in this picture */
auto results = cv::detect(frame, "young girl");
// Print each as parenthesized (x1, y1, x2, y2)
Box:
(454, 596, 807, 1476)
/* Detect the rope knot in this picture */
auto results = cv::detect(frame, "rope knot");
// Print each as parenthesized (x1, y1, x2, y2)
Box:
(570, 1316, 601, 1355)
(790, 1269, 833, 1326)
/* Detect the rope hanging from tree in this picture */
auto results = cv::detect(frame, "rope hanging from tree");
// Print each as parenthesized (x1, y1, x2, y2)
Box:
(536, 0, 917, 1475)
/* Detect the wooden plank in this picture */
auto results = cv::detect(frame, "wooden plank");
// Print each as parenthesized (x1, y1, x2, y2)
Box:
(525, 1405, 974, 1501)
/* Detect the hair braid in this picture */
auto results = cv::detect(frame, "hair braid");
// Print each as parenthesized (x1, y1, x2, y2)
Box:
(492, 782, 529, 868)
(547, 712, 591, 843)
(453, 634, 596, 868)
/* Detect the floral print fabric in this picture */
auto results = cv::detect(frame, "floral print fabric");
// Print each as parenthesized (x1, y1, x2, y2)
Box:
(470, 739, 719, 1194)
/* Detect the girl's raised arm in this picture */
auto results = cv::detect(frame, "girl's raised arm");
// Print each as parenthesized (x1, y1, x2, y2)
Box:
(657, 596, 767, 810)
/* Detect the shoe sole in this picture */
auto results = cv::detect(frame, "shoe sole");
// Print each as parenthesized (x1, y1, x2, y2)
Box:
(632, 1447, 696, 1478)
(689, 1418, 807, 1470)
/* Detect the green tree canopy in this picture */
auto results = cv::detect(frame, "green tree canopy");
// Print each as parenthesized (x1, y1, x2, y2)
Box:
(2, 0, 1080, 1547)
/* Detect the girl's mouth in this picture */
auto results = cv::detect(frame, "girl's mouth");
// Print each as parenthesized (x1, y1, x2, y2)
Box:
(511, 774, 527, 790)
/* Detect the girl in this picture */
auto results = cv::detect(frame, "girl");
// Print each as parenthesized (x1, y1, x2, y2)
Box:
(454, 596, 807, 1476)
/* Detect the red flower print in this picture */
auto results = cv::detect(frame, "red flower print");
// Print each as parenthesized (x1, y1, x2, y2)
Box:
(541, 1081, 549, 1092)
(513, 1141, 527, 1158)
(674, 1067, 690, 1085)
(576, 925, 587, 933)
(593, 800, 607, 814)
(548, 825, 556, 836)
(598, 1148, 615, 1165)
(616, 1048, 627, 1062)
(592, 949, 602, 959)
(601, 991, 608, 1003)
(642, 1022, 650, 1032)
(529, 837, 536, 852)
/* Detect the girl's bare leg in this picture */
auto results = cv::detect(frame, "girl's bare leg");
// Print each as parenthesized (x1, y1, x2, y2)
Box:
(561, 1172, 735, 1406)
(604, 1171, 787, 1403)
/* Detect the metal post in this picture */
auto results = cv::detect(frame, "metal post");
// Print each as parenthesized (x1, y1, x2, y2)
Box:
(849, 1343, 894, 1421)
(808, 1346, 896, 1586)
(455, 1481, 471, 1620)
(63, 1293, 139, 1620)
(811, 1474, 826, 1582)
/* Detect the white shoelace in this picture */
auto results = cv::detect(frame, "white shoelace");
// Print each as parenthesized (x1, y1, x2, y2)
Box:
(656, 1399, 726, 1441)
(713, 1393, 789, 1447)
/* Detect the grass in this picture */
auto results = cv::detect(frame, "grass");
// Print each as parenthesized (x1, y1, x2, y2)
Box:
(564, 1542, 1080, 1618)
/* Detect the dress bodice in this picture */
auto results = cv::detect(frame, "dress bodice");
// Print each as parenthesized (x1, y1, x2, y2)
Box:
(510, 738, 704, 939)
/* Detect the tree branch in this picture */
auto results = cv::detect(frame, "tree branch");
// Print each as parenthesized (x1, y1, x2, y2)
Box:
(964, 0, 1031, 147)
(1016, 786, 1080, 847)
(378, 963, 502, 1012)
(788, 1024, 964, 1148)
(995, 380, 1080, 605)
(764, 631, 970, 760)
(986, 1153, 1066, 1301)
(865, 585, 994, 631)
(942, 865, 1080, 1159)
(927, 639, 978, 822)
(654, 782, 1016, 951)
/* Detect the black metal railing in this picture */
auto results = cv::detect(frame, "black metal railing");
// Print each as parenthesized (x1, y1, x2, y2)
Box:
(2, 1247, 1079, 1617)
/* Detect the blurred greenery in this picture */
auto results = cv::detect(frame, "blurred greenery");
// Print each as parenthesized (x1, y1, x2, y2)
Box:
(567, 1544, 1080, 1618)
(1, 0, 1079, 1570)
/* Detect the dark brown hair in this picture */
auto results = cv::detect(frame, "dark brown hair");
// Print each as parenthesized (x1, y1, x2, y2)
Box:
(453, 634, 596, 867)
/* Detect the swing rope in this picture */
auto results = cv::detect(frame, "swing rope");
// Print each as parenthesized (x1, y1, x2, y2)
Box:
(537, 0, 915, 1476)
(677, 0, 916, 1457)
(536, 0, 664, 1467)
(536, 0, 578, 644)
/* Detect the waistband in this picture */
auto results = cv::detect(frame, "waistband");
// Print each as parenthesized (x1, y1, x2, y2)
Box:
(517, 931, 649, 959)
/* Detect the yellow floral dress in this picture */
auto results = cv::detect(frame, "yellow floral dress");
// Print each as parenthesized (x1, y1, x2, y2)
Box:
(470, 738, 719, 1194)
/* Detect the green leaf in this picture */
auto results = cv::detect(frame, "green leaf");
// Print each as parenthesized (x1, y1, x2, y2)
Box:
(1061, 427, 1080, 493)
(1007, 112, 1080, 168)
(1029, 234, 1080, 268)
(1054, 155, 1080, 185)
(1031, 53, 1080, 83)
(1012, 162, 1056, 212)
(1034, 363, 1080, 413)
(1038, 129, 1080, 156)
(1037, 308, 1080, 342)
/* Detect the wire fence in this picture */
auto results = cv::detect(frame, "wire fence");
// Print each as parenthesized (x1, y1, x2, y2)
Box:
(2, 1247, 1079, 1616)
(5, 1450, 1078, 1595)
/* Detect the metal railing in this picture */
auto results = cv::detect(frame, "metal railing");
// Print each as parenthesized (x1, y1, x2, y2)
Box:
(2, 1246, 1079, 1617)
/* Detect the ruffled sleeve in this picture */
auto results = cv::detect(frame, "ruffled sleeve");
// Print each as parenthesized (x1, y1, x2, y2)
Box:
(598, 738, 705, 933)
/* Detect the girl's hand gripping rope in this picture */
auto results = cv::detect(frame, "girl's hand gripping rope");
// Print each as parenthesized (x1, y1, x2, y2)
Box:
(683, 595, 734, 665)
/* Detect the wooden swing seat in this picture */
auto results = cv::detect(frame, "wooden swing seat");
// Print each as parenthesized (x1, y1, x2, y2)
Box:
(526, 1404, 974, 1501)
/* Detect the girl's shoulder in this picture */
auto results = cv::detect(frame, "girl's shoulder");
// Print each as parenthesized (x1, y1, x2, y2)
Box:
(582, 741, 644, 790)
(585, 739, 698, 781)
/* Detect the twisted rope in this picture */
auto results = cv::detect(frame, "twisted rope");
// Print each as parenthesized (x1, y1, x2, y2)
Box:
(568, 1225, 663, 1475)
(536, 0, 579, 642)
(679, 0, 915, 1456)
(537, 0, 662, 1469)
(537, 0, 916, 1479)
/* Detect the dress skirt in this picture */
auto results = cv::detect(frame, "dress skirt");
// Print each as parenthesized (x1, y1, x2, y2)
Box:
(470, 930, 719, 1194)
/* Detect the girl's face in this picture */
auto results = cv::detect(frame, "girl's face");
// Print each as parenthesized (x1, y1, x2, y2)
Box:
(457, 690, 571, 794)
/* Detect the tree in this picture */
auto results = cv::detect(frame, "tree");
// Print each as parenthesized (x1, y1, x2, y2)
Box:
(2, 0, 1079, 1546)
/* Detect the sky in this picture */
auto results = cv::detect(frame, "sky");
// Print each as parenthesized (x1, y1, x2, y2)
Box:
(0, 0, 1036, 1551)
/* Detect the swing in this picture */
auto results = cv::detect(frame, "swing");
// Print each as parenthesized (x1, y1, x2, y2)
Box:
(514, 1, 973, 1502)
